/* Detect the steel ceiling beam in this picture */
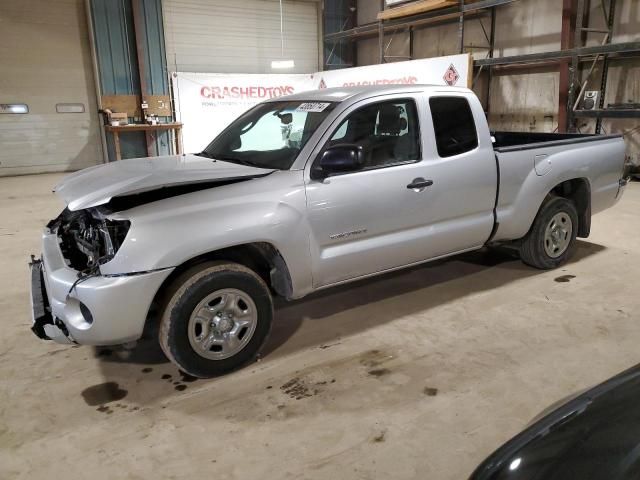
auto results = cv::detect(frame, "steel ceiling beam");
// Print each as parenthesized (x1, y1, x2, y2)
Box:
(475, 42, 640, 67)
(574, 109, 640, 119)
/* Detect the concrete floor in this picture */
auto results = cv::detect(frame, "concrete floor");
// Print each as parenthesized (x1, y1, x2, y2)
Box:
(0, 173, 638, 480)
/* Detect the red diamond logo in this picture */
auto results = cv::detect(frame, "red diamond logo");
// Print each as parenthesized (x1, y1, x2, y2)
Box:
(318, 78, 327, 89)
(443, 64, 460, 86)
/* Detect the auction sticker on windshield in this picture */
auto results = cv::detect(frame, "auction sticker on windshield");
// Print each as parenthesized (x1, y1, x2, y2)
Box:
(296, 102, 331, 112)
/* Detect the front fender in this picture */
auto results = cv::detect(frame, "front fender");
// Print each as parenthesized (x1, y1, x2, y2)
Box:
(99, 171, 313, 297)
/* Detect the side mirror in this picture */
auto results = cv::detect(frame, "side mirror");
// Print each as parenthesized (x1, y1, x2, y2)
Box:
(311, 144, 365, 180)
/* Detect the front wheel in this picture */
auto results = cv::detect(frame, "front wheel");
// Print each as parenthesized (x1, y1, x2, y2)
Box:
(519, 196, 579, 269)
(159, 261, 273, 378)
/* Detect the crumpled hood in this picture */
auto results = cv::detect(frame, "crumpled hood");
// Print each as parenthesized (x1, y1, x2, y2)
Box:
(55, 154, 274, 211)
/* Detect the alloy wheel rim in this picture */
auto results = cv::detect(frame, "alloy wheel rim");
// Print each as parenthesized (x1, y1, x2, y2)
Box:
(187, 288, 258, 360)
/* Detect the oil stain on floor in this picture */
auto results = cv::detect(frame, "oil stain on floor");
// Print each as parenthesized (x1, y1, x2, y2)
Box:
(280, 378, 316, 400)
(423, 386, 438, 396)
(81, 382, 128, 406)
(368, 368, 391, 377)
(555, 274, 576, 283)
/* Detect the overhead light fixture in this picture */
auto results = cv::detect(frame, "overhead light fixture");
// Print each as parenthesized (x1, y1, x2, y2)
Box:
(271, 0, 294, 70)
(0, 103, 28, 114)
(271, 59, 295, 69)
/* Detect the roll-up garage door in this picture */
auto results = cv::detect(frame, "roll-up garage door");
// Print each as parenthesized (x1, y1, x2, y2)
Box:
(0, 0, 103, 176)
(162, 0, 319, 74)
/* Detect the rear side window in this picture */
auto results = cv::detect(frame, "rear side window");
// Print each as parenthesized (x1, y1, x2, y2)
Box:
(429, 97, 478, 157)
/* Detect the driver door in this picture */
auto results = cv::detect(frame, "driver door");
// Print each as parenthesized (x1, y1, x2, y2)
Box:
(304, 95, 435, 287)
(304, 93, 497, 288)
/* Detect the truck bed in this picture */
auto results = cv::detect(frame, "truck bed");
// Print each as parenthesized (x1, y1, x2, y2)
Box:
(490, 131, 626, 244)
(492, 131, 623, 152)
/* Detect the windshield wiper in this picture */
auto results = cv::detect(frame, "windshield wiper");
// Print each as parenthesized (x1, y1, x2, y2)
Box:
(213, 155, 265, 169)
(231, 158, 263, 168)
(198, 151, 270, 169)
(195, 151, 246, 164)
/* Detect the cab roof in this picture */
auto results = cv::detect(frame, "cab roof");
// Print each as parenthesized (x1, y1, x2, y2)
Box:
(266, 84, 472, 104)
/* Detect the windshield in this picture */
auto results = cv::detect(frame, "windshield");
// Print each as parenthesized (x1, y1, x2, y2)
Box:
(201, 101, 337, 170)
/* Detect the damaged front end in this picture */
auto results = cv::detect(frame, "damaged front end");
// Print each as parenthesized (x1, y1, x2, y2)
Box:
(31, 204, 172, 346)
(30, 160, 276, 346)
(46, 208, 131, 273)
(29, 208, 131, 342)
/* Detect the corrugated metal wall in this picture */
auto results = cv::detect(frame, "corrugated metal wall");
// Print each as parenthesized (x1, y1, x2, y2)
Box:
(90, 0, 171, 159)
(137, 0, 172, 157)
(91, 0, 141, 95)
(0, 0, 103, 176)
(138, 0, 169, 95)
(90, 0, 168, 97)
(163, 0, 320, 74)
(487, 0, 563, 133)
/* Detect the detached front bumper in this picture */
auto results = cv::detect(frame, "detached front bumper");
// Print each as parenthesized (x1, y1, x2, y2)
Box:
(29, 231, 174, 345)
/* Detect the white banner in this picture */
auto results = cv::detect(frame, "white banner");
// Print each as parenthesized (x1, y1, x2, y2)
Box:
(172, 72, 315, 154)
(309, 53, 471, 90)
(172, 54, 471, 153)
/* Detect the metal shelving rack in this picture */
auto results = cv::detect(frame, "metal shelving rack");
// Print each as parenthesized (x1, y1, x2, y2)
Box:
(568, 0, 640, 132)
(324, 0, 515, 65)
(323, 0, 640, 133)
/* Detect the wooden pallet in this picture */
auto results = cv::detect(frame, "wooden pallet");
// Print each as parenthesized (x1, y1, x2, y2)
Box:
(377, 0, 458, 21)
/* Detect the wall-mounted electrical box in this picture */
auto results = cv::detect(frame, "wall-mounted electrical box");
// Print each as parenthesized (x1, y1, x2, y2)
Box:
(582, 91, 600, 110)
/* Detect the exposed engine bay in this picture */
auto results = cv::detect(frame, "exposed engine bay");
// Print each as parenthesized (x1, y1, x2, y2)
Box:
(46, 176, 270, 273)
(47, 208, 130, 272)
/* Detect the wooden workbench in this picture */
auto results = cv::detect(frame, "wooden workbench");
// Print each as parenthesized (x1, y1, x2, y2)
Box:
(104, 122, 183, 160)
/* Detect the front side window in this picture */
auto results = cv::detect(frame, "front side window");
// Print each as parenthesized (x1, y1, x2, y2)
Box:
(325, 99, 421, 170)
(203, 101, 336, 170)
(429, 97, 478, 157)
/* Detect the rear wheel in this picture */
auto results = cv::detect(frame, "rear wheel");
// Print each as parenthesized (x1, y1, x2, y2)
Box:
(159, 261, 273, 378)
(519, 196, 578, 269)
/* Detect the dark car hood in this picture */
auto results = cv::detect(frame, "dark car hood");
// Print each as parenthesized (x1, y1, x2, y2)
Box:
(470, 364, 640, 480)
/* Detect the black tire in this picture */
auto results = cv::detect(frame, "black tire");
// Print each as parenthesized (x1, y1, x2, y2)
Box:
(519, 196, 579, 270)
(159, 261, 273, 378)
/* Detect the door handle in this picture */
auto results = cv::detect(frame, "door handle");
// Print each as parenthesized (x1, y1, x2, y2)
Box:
(406, 178, 433, 191)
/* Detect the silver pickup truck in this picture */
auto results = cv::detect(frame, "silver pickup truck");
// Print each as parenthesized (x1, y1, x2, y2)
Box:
(29, 85, 628, 377)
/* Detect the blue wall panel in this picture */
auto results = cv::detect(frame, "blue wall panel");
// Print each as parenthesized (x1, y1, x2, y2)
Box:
(138, 0, 170, 155)
(91, 0, 140, 95)
(139, 0, 169, 95)
(90, 0, 170, 159)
